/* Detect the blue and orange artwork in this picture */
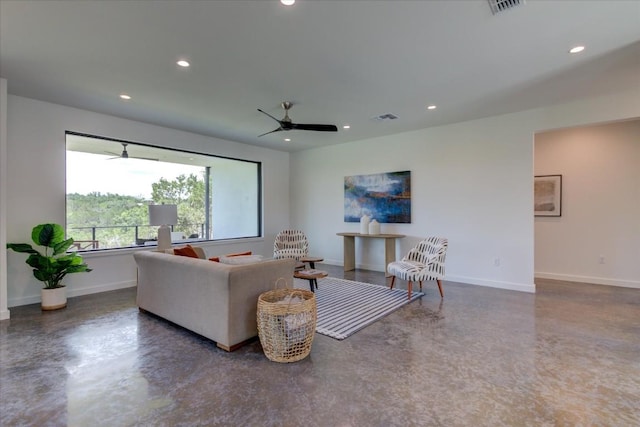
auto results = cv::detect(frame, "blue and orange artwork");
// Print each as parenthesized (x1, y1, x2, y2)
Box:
(344, 171, 411, 223)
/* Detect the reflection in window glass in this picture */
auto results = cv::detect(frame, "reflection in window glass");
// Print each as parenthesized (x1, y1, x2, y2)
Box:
(65, 133, 261, 250)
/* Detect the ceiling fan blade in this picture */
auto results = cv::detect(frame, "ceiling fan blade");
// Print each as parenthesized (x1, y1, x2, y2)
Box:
(131, 156, 160, 161)
(106, 155, 158, 161)
(104, 149, 157, 161)
(290, 123, 338, 132)
(257, 108, 282, 124)
(258, 127, 283, 137)
(257, 103, 337, 136)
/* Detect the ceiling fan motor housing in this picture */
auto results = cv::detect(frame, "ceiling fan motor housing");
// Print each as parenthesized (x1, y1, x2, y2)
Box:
(281, 102, 292, 123)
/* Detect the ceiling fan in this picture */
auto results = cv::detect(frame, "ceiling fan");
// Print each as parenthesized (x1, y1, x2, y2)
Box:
(257, 101, 338, 137)
(106, 143, 159, 161)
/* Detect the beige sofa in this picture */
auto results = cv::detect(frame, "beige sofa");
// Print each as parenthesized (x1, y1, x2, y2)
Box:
(133, 250, 296, 351)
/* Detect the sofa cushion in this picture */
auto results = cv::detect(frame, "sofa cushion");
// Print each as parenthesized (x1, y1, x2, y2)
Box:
(209, 251, 252, 262)
(228, 251, 252, 257)
(219, 254, 264, 265)
(173, 245, 200, 258)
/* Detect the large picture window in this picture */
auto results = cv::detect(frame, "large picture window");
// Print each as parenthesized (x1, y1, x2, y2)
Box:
(66, 132, 261, 251)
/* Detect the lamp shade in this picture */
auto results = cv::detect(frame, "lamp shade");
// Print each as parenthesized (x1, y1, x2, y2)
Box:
(148, 204, 178, 226)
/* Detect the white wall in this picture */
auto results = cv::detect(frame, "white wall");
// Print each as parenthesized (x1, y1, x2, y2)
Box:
(0, 78, 9, 319)
(290, 90, 640, 293)
(5, 90, 639, 309)
(5, 95, 291, 308)
(535, 119, 640, 288)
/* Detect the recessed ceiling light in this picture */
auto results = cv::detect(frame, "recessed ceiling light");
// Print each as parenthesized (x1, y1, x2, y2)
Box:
(281, 0, 295, 5)
(177, 60, 190, 67)
(569, 46, 585, 54)
(284, 138, 291, 142)
(343, 125, 350, 129)
(427, 105, 437, 110)
(120, 94, 131, 100)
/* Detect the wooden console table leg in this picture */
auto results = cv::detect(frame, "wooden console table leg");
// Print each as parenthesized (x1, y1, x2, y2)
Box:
(343, 235, 355, 272)
(384, 237, 396, 277)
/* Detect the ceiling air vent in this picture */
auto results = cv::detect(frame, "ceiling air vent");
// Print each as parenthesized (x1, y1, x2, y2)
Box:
(488, 0, 525, 15)
(373, 113, 399, 122)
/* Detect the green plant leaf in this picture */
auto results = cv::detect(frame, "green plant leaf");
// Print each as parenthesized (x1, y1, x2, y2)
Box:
(65, 264, 92, 274)
(10, 223, 91, 289)
(53, 238, 74, 256)
(33, 269, 48, 282)
(54, 253, 77, 264)
(26, 253, 50, 271)
(32, 223, 65, 248)
(6, 243, 39, 254)
(68, 256, 84, 266)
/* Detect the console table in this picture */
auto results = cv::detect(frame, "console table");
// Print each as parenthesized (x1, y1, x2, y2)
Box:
(336, 232, 405, 277)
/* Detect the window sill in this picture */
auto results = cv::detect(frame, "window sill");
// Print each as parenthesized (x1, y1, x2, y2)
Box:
(74, 236, 265, 259)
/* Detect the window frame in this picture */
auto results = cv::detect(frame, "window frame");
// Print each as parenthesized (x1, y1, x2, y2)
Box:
(65, 131, 262, 252)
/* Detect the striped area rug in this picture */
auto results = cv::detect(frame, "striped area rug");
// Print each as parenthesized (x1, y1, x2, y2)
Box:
(295, 277, 424, 340)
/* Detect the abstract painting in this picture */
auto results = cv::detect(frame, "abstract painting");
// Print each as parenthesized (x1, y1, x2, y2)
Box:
(344, 171, 411, 223)
(534, 175, 562, 217)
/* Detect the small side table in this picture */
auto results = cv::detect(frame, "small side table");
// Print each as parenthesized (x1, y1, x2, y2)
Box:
(294, 269, 328, 292)
(300, 256, 324, 269)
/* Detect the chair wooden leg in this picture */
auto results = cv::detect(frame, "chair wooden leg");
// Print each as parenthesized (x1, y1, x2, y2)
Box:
(407, 281, 412, 300)
(419, 281, 423, 291)
(436, 279, 444, 298)
(389, 276, 396, 290)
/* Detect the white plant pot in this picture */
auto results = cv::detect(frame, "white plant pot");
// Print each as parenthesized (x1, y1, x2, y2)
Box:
(41, 286, 67, 311)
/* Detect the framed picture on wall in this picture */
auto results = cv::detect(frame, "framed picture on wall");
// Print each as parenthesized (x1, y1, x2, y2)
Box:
(534, 175, 562, 217)
(344, 171, 411, 223)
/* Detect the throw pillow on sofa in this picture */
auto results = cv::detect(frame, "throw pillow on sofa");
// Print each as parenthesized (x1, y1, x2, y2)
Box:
(173, 245, 201, 258)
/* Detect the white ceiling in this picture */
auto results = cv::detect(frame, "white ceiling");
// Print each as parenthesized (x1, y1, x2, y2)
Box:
(1, 0, 639, 152)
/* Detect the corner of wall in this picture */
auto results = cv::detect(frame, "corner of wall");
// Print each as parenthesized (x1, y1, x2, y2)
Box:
(0, 78, 10, 320)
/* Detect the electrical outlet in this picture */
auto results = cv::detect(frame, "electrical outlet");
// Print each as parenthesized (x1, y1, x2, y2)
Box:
(494, 257, 501, 267)
(599, 255, 605, 264)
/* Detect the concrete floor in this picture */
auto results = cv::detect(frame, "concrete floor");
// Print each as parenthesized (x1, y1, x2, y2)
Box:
(1, 265, 639, 426)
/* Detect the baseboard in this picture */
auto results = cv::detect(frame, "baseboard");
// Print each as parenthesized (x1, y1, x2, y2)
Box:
(323, 259, 535, 293)
(9, 294, 43, 307)
(535, 272, 640, 289)
(67, 280, 137, 298)
(8, 280, 137, 308)
(446, 275, 535, 293)
(322, 258, 356, 268)
(323, 259, 392, 274)
(0, 309, 10, 320)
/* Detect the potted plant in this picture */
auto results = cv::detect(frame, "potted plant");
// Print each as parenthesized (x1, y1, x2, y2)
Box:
(6, 223, 92, 310)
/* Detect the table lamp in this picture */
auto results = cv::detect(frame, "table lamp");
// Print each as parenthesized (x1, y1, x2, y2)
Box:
(148, 204, 178, 251)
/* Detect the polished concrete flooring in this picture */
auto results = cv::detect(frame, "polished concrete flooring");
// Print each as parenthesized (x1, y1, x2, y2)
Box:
(1, 265, 639, 426)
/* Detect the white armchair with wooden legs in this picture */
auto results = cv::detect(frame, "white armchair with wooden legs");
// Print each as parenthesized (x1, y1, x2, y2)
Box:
(273, 229, 311, 271)
(387, 237, 448, 300)
(273, 229, 309, 260)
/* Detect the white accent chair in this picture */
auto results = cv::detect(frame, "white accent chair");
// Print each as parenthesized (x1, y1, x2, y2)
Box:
(387, 237, 448, 299)
(273, 229, 309, 264)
